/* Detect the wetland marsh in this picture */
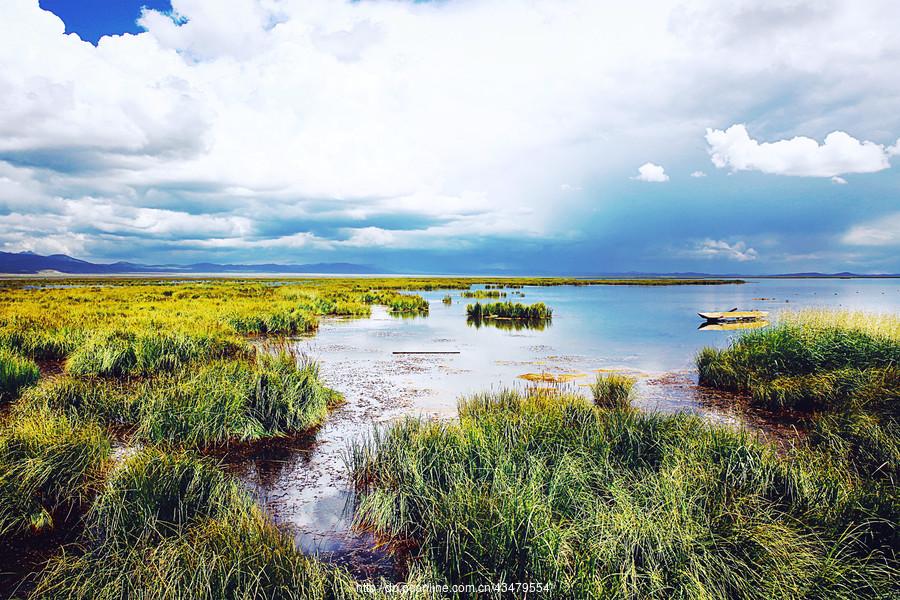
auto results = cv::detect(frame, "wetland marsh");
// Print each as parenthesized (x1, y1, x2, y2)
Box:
(0, 276, 897, 599)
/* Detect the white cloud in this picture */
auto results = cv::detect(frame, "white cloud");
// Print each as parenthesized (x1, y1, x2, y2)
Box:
(691, 239, 758, 262)
(2, 0, 900, 262)
(842, 213, 900, 246)
(706, 124, 892, 177)
(831, 176, 848, 184)
(633, 162, 669, 182)
(690, 171, 706, 178)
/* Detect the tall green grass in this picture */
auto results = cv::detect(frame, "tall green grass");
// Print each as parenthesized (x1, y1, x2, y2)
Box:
(465, 301, 552, 320)
(590, 373, 636, 410)
(20, 352, 341, 448)
(66, 330, 246, 377)
(0, 347, 39, 402)
(350, 390, 897, 599)
(0, 407, 110, 537)
(30, 449, 382, 600)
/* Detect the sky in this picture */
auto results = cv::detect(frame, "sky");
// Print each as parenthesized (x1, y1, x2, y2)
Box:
(1, 1, 899, 274)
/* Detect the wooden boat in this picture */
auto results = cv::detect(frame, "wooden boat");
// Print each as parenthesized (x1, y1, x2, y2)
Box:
(698, 309, 769, 322)
(698, 320, 769, 331)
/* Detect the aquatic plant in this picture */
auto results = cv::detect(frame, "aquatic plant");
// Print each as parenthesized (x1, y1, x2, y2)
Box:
(31, 449, 381, 600)
(590, 372, 636, 409)
(0, 406, 110, 537)
(66, 330, 246, 378)
(0, 347, 39, 402)
(460, 290, 505, 298)
(441, 295, 452, 305)
(697, 311, 899, 412)
(350, 390, 897, 599)
(466, 301, 552, 321)
(136, 352, 341, 447)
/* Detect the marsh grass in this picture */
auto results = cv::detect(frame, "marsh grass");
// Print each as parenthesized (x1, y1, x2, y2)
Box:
(465, 301, 552, 321)
(30, 449, 393, 600)
(20, 353, 340, 448)
(350, 390, 897, 599)
(66, 330, 247, 377)
(697, 311, 899, 412)
(0, 406, 110, 537)
(590, 372, 636, 409)
(0, 347, 39, 402)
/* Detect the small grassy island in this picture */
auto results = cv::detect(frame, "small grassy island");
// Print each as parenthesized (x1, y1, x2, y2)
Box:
(466, 300, 553, 321)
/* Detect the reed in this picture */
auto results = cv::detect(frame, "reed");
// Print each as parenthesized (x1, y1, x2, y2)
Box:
(350, 390, 897, 598)
(0, 347, 39, 402)
(590, 372, 636, 409)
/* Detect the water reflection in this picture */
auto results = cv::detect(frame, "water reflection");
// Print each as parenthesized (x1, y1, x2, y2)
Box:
(466, 315, 552, 331)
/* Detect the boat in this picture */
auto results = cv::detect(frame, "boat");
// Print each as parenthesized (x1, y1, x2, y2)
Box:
(697, 320, 769, 331)
(698, 309, 769, 322)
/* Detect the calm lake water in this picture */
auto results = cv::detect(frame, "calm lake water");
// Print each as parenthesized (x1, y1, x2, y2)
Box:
(229, 278, 900, 576)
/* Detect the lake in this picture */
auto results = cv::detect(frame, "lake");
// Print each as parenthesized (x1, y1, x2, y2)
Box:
(228, 278, 900, 576)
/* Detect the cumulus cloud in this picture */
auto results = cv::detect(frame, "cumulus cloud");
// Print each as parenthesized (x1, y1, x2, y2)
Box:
(2, 0, 900, 265)
(691, 239, 758, 262)
(633, 163, 669, 182)
(690, 171, 707, 178)
(842, 213, 900, 246)
(706, 124, 892, 177)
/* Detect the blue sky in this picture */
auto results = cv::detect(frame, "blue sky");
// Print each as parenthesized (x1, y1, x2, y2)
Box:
(2, 0, 899, 274)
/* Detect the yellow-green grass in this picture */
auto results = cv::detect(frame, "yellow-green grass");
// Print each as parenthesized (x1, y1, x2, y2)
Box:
(0, 347, 39, 402)
(590, 372, 636, 409)
(698, 310, 899, 411)
(19, 352, 342, 448)
(465, 301, 552, 321)
(350, 390, 898, 599)
(0, 406, 111, 537)
(29, 449, 421, 600)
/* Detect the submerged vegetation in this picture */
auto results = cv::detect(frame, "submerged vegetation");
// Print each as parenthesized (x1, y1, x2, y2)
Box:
(351, 388, 897, 599)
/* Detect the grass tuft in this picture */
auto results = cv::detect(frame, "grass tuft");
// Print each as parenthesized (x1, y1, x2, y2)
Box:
(0, 347, 40, 402)
(590, 373, 636, 410)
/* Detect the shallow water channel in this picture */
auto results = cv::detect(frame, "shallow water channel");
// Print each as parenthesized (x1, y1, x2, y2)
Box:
(227, 279, 900, 576)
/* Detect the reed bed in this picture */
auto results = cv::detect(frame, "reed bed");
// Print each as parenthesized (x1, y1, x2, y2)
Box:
(350, 390, 897, 599)
(460, 290, 506, 298)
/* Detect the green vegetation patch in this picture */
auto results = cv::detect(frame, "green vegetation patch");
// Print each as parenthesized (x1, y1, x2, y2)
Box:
(350, 390, 897, 599)
(0, 406, 111, 537)
(466, 301, 552, 321)
(590, 372, 636, 410)
(0, 347, 40, 402)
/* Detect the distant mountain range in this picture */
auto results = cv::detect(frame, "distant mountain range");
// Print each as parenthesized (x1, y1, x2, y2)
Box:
(0, 251, 897, 277)
(0, 251, 379, 275)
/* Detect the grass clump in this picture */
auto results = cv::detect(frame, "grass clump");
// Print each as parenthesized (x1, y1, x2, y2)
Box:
(590, 372, 636, 409)
(461, 290, 506, 298)
(225, 309, 318, 335)
(466, 301, 552, 321)
(697, 310, 899, 412)
(136, 352, 342, 447)
(0, 347, 40, 402)
(31, 449, 372, 600)
(351, 390, 897, 599)
(0, 407, 110, 537)
(66, 330, 246, 377)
